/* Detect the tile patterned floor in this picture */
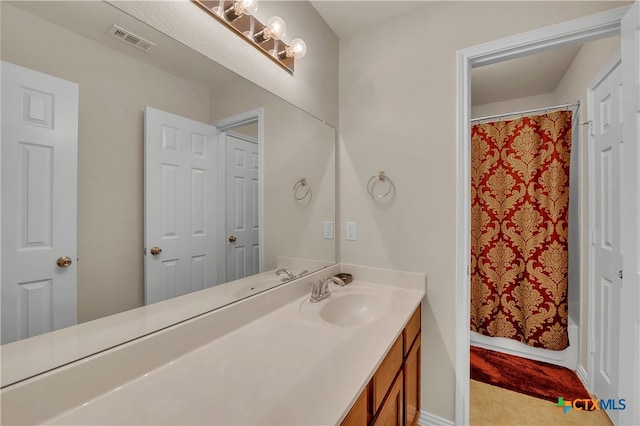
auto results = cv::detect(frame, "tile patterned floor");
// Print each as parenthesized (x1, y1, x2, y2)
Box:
(470, 380, 614, 425)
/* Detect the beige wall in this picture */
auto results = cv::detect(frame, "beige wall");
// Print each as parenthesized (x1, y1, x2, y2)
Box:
(2, 4, 212, 323)
(471, 93, 555, 119)
(210, 81, 336, 271)
(338, 1, 627, 420)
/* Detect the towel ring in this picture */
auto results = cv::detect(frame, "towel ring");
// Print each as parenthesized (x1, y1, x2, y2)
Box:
(293, 177, 311, 200)
(367, 171, 394, 199)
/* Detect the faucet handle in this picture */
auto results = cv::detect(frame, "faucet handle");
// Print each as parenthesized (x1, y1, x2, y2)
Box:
(309, 280, 321, 299)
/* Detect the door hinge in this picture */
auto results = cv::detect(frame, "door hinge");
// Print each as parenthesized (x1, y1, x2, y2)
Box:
(590, 337, 595, 354)
(590, 230, 596, 245)
(144, 247, 147, 255)
(618, 270, 623, 279)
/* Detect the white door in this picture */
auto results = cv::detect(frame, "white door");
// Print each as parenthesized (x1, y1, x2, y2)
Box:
(224, 133, 259, 282)
(144, 107, 219, 304)
(589, 58, 623, 422)
(1, 62, 78, 344)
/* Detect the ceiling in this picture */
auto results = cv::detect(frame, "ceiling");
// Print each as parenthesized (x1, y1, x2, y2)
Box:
(309, 1, 426, 39)
(310, 1, 584, 106)
(470, 44, 582, 106)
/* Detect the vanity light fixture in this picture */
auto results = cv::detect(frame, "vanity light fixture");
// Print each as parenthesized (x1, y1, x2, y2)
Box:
(194, 0, 306, 74)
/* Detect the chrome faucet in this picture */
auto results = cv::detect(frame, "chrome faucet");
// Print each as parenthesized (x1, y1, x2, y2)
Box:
(309, 276, 345, 303)
(276, 268, 295, 281)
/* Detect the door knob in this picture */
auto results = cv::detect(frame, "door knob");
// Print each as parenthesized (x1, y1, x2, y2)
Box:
(56, 256, 72, 268)
(228, 235, 237, 243)
(150, 246, 162, 255)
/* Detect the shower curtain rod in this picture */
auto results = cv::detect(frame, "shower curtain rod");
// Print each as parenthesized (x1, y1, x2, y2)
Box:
(471, 100, 581, 124)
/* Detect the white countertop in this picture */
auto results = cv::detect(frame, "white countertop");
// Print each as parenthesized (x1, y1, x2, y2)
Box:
(0, 269, 291, 388)
(43, 279, 424, 425)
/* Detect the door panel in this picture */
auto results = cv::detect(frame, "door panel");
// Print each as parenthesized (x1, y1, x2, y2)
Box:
(144, 107, 219, 304)
(599, 276, 613, 383)
(224, 133, 259, 282)
(591, 60, 623, 423)
(1, 61, 78, 344)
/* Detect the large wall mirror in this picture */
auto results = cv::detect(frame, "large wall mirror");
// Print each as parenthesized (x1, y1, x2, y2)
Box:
(0, 0, 335, 384)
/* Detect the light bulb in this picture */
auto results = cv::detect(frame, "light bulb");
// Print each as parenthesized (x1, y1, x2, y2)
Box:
(287, 38, 307, 59)
(226, 0, 258, 21)
(266, 16, 286, 41)
(239, 0, 258, 15)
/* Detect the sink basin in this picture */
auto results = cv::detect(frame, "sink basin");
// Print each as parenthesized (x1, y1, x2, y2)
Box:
(319, 293, 388, 326)
(299, 286, 390, 327)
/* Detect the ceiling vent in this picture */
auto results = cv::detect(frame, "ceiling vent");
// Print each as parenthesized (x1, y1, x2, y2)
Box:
(106, 25, 155, 52)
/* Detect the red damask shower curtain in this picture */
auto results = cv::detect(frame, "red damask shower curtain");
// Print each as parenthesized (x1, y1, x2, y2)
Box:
(470, 110, 572, 351)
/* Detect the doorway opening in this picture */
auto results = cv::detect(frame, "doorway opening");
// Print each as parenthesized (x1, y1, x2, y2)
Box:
(213, 108, 265, 284)
(455, 6, 631, 425)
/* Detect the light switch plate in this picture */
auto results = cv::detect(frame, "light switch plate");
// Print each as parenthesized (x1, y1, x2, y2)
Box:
(346, 221, 357, 241)
(323, 221, 334, 239)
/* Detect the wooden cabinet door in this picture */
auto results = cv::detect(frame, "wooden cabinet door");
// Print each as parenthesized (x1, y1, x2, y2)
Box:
(404, 334, 421, 426)
(342, 386, 370, 426)
(403, 307, 421, 356)
(373, 371, 403, 426)
(373, 335, 403, 412)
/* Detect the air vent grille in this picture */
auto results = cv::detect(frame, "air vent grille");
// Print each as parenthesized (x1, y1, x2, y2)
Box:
(106, 25, 155, 52)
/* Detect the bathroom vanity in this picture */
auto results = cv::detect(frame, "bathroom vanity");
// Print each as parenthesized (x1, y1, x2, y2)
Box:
(1, 264, 425, 425)
(342, 305, 421, 426)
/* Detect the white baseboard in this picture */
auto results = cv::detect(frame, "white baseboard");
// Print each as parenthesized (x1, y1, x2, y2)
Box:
(576, 364, 590, 392)
(418, 410, 455, 426)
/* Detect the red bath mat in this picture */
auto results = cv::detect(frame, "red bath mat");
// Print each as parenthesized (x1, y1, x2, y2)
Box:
(470, 345, 592, 403)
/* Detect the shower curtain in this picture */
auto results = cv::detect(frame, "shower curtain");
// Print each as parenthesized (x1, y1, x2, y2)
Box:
(470, 110, 572, 351)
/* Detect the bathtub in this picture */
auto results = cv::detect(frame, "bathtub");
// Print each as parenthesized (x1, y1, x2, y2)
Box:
(470, 314, 579, 370)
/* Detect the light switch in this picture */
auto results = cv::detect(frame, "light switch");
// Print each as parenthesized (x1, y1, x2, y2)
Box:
(346, 222, 357, 241)
(323, 221, 334, 239)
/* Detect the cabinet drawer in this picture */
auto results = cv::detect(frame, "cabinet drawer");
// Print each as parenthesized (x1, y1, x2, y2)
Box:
(403, 306, 421, 356)
(373, 334, 403, 412)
